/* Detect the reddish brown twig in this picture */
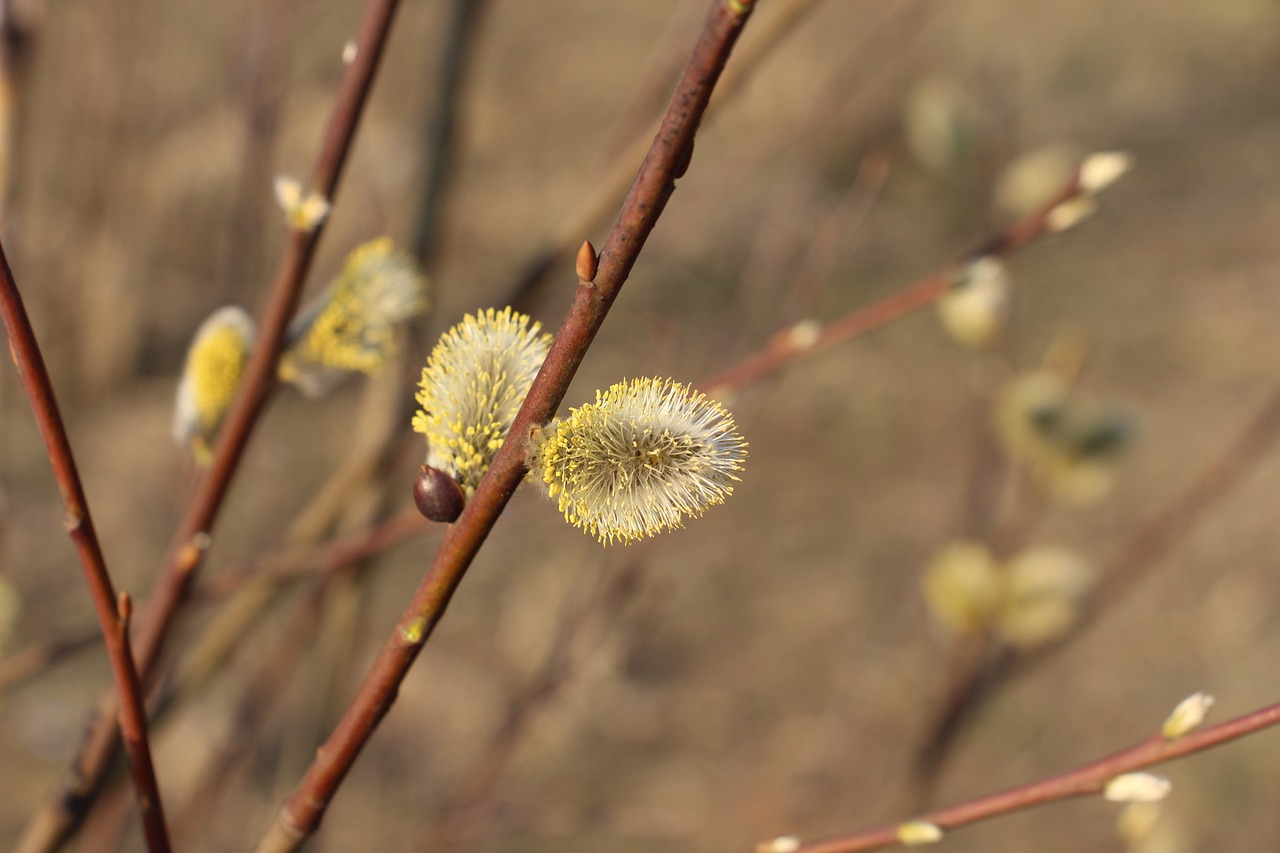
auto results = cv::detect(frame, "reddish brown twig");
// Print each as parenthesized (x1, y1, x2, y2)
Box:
(16, 2, 403, 850)
(413, 553, 649, 851)
(255, 3, 759, 849)
(0, 241, 171, 852)
(783, 700, 1280, 853)
(701, 164, 1090, 398)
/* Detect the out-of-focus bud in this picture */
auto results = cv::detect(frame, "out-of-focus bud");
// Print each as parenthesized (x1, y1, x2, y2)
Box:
(993, 145, 1080, 219)
(279, 238, 429, 397)
(0, 573, 20, 656)
(994, 366, 1134, 506)
(897, 820, 944, 845)
(1079, 151, 1134, 196)
(274, 175, 331, 232)
(921, 541, 1002, 636)
(1117, 801, 1162, 845)
(903, 76, 985, 177)
(936, 256, 1011, 349)
(756, 836, 800, 853)
(1105, 773, 1172, 804)
(1046, 194, 1099, 233)
(1161, 692, 1214, 740)
(995, 546, 1094, 649)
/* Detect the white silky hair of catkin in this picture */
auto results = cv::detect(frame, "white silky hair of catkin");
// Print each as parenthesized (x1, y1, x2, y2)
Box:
(411, 307, 551, 496)
(529, 377, 747, 545)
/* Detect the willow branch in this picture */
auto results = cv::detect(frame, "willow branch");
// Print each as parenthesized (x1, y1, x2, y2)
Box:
(505, 0, 825, 311)
(702, 164, 1090, 397)
(255, 3, 758, 849)
(914, 378, 1280, 785)
(785, 701, 1280, 853)
(16, 2, 403, 850)
(0, 241, 171, 852)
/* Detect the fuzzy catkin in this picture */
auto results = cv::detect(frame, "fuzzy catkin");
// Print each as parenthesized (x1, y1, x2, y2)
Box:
(279, 237, 428, 396)
(412, 307, 551, 496)
(530, 377, 747, 545)
(173, 305, 256, 464)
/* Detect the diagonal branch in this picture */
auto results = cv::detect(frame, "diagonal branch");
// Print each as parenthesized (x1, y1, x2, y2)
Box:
(0, 241, 171, 852)
(16, 1, 404, 850)
(255, 2, 760, 850)
(785, 700, 1280, 853)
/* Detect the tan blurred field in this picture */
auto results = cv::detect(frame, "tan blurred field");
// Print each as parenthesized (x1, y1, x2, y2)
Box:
(1, 1, 1279, 851)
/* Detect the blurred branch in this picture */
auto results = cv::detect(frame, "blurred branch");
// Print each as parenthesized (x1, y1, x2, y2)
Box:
(410, 0, 488, 271)
(781, 700, 1280, 853)
(218, 0, 304, 302)
(16, 1, 404, 850)
(915, 379, 1280, 784)
(256, 3, 759, 849)
(0, 240, 170, 851)
(412, 553, 648, 850)
(701, 163, 1091, 397)
(0, 628, 100, 693)
(504, 0, 829, 312)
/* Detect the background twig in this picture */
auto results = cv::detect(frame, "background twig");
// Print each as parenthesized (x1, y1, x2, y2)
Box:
(0, 240, 170, 852)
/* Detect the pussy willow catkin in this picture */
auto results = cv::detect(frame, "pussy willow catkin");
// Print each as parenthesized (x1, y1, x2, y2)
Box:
(172, 305, 256, 465)
(279, 237, 428, 396)
(412, 307, 551, 496)
(529, 377, 747, 545)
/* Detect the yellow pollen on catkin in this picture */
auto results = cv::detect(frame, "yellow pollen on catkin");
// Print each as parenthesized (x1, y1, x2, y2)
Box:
(412, 307, 551, 496)
(279, 237, 428, 396)
(529, 377, 747, 545)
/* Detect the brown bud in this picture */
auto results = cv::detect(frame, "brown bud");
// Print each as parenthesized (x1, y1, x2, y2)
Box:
(117, 592, 132, 622)
(575, 240, 598, 282)
(413, 464, 465, 523)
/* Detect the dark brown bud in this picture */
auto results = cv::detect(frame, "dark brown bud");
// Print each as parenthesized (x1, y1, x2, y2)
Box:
(413, 464, 465, 523)
(575, 240, 598, 282)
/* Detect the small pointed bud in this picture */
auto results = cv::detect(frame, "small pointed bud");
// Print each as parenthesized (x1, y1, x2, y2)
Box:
(342, 41, 358, 65)
(897, 821, 944, 845)
(1079, 151, 1133, 195)
(413, 464, 466, 523)
(1104, 773, 1172, 803)
(756, 836, 800, 853)
(576, 240, 598, 282)
(1162, 692, 1214, 740)
(116, 592, 132, 622)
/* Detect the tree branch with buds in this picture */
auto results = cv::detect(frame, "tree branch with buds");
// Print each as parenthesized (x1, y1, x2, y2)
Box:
(255, 2, 760, 849)
(768, 699, 1280, 853)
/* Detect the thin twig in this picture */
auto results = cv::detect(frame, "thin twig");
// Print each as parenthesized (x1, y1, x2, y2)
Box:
(913, 380, 1280, 788)
(0, 241, 171, 852)
(702, 164, 1089, 397)
(16, 2, 404, 850)
(0, 628, 101, 694)
(505, 0, 827, 312)
(410, 0, 488, 270)
(255, 3, 759, 849)
(782, 700, 1280, 853)
(413, 553, 648, 850)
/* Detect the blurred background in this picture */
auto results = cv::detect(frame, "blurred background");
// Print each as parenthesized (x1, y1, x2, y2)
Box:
(1, 0, 1279, 850)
